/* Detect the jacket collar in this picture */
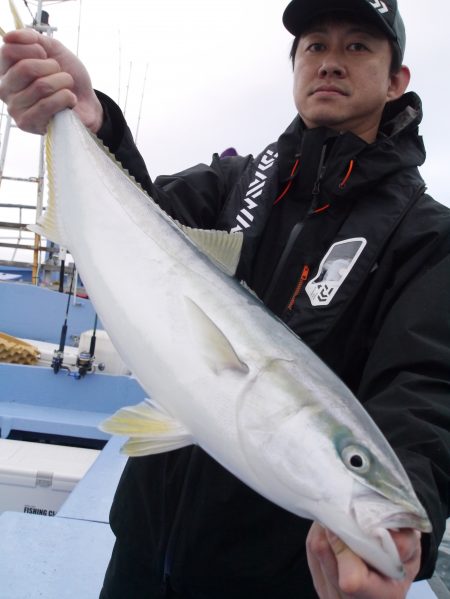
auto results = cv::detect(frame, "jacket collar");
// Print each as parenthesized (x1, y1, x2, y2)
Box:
(277, 92, 426, 201)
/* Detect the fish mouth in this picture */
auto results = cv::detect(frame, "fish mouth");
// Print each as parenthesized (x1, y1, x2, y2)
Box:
(319, 500, 429, 580)
(374, 509, 432, 534)
(318, 508, 406, 580)
(351, 488, 432, 536)
(329, 484, 433, 578)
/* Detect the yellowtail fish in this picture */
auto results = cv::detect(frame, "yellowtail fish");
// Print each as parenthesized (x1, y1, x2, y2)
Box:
(2, 0, 431, 580)
(27, 107, 431, 580)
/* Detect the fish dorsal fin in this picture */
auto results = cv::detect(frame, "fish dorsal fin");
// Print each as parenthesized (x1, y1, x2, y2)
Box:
(180, 226, 243, 276)
(28, 118, 66, 246)
(99, 398, 194, 456)
(184, 296, 249, 375)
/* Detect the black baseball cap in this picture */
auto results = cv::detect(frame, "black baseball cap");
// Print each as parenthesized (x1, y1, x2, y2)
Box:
(283, 0, 406, 63)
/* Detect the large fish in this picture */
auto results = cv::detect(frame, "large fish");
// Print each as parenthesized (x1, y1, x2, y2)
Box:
(32, 107, 431, 580)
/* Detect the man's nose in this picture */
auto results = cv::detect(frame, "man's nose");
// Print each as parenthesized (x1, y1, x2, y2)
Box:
(318, 61, 346, 78)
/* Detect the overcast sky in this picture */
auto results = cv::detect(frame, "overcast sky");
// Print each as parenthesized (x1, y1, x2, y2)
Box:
(45, 0, 448, 208)
(1, 0, 449, 259)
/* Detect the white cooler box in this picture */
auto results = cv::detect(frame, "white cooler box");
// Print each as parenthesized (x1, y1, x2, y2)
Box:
(0, 439, 100, 516)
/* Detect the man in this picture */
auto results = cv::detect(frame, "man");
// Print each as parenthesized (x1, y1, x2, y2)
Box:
(0, 1, 449, 598)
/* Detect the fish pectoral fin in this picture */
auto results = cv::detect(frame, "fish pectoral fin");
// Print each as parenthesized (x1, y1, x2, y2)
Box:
(180, 225, 243, 276)
(184, 296, 249, 375)
(99, 398, 194, 457)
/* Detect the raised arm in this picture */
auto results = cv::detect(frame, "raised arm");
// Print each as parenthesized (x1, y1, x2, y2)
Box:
(0, 28, 103, 134)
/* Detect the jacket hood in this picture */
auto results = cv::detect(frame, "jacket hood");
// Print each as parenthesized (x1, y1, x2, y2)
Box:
(277, 92, 426, 204)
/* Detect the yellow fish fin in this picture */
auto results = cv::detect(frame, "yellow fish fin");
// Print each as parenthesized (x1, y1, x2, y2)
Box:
(180, 226, 243, 276)
(28, 119, 67, 245)
(8, 0, 24, 30)
(99, 398, 194, 457)
(0, 0, 24, 39)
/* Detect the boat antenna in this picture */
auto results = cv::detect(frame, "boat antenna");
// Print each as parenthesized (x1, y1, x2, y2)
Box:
(123, 60, 132, 117)
(135, 62, 148, 144)
(22, 0, 34, 22)
(75, 0, 82, 56)
(51, 267, 75, 374)
(117, 28, 122, 105)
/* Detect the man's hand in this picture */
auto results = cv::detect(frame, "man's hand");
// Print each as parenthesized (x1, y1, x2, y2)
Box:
(0, 28, 103, 135)
(306, 521, 422, 599)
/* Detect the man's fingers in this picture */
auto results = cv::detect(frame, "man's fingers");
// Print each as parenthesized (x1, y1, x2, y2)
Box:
(2, 29, 40, 44)
(9, 70, 74, 107)
(307, 524, 343, 598)
(390, 529, 421, 564)
(7, 71, 75, 122)
(326, 530, 370, 595)
(9, 89, 77, 134)
(0, 40, 47, 74)
(0, 57, 63, 96)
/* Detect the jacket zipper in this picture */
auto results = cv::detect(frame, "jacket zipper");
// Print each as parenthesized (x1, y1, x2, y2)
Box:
(262, 221, 304, 306)
(263, 143, 327, 309)
(311, 145, 328, 211)
(286, 265, 310, 311)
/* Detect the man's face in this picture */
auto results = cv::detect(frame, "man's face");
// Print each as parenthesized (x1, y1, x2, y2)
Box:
(292, 18, 407, 142)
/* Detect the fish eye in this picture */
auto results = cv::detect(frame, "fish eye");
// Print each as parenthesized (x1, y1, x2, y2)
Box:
(341, 444, 371, 474)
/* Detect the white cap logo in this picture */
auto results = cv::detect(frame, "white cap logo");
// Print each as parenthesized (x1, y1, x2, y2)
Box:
(368, 0, 389, 14)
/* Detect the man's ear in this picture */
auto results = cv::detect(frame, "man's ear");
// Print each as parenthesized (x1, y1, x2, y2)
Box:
(387, 65, 411, 102)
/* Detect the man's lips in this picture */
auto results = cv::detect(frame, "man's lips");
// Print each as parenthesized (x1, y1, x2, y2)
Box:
(311, 86, 349, 96)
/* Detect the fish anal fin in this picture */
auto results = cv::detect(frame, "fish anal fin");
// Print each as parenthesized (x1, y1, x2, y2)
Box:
(184, 296, 249, 375)
(99, 399, 194, 456)
(180, 226, 243, 276)
(120, 437, 193, 457)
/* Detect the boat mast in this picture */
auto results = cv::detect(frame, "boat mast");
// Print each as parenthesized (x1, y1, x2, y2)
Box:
(0, 2, 58, 284)
(32, 2, 57, 284)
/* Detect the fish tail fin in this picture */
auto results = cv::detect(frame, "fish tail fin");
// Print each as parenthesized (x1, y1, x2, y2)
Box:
(99, 398, 194, 457)
(28, 120, 66, 245)
(8, 0, 24, 30)
(0, 1, 24, 42)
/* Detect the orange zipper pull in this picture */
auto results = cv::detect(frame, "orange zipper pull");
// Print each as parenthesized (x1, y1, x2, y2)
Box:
(287, 265, 310, 311)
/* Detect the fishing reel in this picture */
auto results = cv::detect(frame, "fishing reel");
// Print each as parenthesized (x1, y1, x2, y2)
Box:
(51, 349, 69, 375)
(76, 351, 95, 377)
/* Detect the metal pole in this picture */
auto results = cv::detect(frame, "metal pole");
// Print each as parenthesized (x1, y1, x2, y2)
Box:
(32, 2, 55, 285)
(35, 0, 43, 29)
(32, 134, 45, 284)
(0, 115, 12, 189)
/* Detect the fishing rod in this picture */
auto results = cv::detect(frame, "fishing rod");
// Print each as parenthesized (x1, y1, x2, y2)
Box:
(51, 268, 75, 374)
(52, 269, 100, 378)
(58, 247, 67, 293)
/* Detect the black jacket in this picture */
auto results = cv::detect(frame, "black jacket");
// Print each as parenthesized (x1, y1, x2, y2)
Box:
(97, 90, 450, 599)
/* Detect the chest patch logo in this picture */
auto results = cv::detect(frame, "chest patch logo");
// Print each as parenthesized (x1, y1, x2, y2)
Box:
(306, 238, 367, 307)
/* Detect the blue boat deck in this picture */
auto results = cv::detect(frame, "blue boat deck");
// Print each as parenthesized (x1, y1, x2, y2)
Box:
(0, 437, 126, 599)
